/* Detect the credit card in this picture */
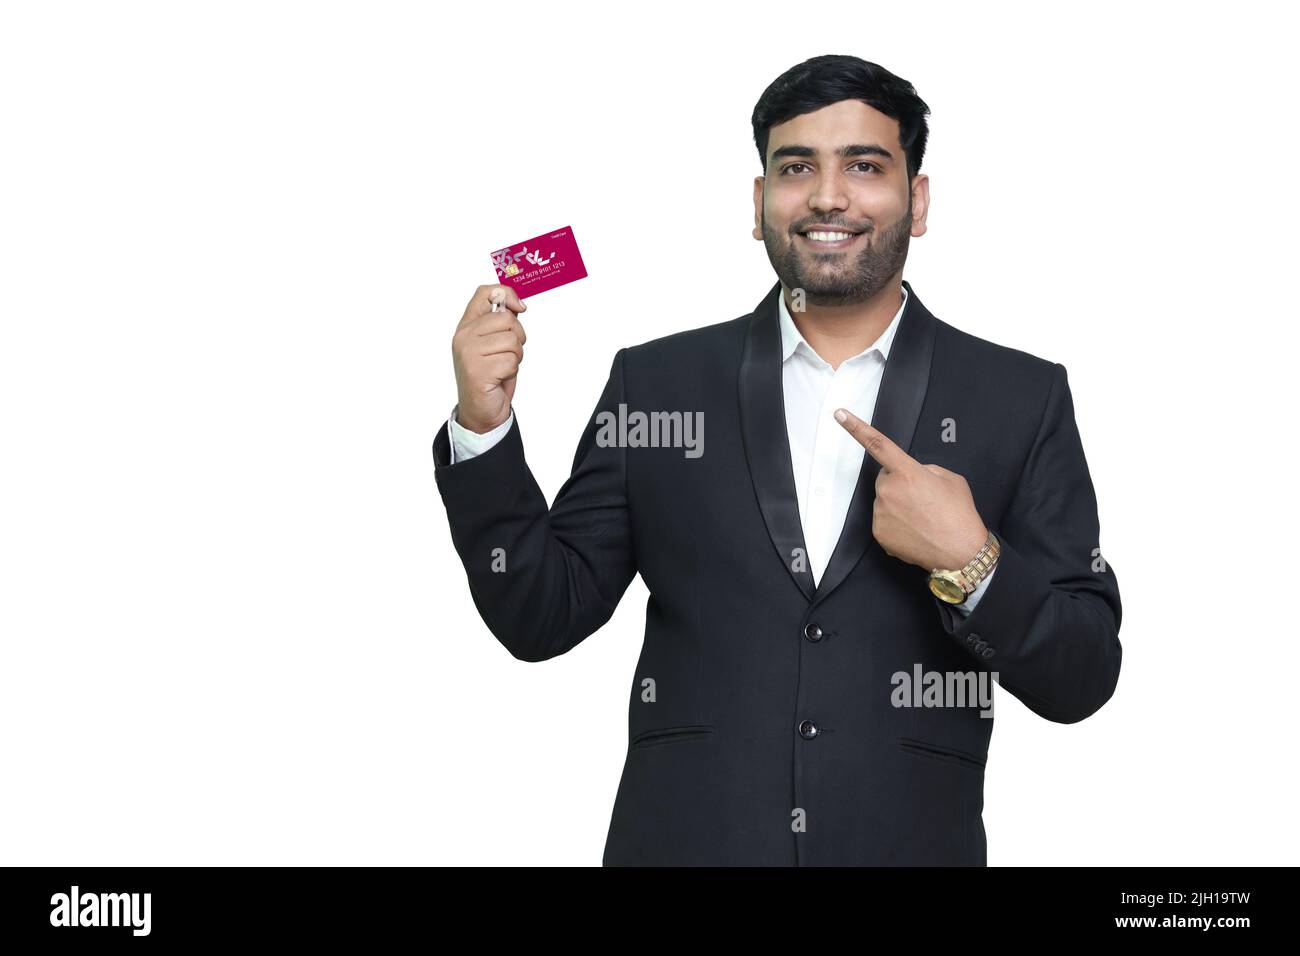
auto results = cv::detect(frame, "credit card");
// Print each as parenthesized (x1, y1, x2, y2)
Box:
(489, 225, 588, 299)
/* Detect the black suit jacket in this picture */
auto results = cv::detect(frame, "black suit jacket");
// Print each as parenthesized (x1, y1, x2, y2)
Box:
(432, 278, 1122, 866)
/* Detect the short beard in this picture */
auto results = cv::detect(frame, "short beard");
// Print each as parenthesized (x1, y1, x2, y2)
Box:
(762, 197, 912, 307)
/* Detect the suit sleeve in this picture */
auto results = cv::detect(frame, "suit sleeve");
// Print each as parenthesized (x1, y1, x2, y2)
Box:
(432, 349, 638, 662)
(933, 362, 1122, 723)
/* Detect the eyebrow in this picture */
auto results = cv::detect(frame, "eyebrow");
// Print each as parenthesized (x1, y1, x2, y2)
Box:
(769, 143, 895, 166)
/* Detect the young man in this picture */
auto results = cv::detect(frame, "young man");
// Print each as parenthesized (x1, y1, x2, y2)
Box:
(434, 54, 1122, 866)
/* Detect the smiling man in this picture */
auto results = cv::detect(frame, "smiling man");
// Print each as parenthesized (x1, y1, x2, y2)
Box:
(433, 54, 1122, 866)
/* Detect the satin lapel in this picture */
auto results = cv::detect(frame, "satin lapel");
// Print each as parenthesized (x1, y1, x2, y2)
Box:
(738, 280, 816, 603)
(810, 278, 937, 609)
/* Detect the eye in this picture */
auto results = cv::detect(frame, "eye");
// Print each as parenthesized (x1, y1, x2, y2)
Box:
(779, 161, 881, 175)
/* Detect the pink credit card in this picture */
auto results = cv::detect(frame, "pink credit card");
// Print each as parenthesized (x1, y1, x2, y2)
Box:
(489, 225, 588, 299)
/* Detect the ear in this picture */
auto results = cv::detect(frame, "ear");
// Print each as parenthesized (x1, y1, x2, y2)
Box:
(752, 176, 764, 240)
(909, 173, 930, 238)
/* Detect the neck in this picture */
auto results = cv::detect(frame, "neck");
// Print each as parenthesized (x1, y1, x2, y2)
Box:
(783, 278, 904, 370)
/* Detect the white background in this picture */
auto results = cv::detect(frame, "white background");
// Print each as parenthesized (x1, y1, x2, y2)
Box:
(2, 0, 1296, 866)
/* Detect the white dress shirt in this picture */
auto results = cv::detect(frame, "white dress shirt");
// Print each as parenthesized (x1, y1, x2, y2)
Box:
(443, 283, 994, 614)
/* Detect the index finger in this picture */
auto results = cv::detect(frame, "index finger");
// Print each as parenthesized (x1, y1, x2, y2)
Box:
(833, 408, 916, 472)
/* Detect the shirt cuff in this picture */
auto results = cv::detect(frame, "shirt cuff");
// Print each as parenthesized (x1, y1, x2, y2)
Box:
(447, 404, 514, 464)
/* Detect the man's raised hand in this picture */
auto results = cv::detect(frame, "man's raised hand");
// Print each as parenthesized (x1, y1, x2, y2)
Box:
(451, 284, 528, 434)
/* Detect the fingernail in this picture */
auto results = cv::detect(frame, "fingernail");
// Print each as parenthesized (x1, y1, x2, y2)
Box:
(834, 409, 848, 423)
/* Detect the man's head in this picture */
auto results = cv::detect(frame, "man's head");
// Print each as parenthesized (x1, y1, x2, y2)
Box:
(751, 55, 931, 307)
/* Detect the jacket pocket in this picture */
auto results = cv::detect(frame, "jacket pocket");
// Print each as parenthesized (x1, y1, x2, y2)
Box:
(898, 735, 987, 771)
(630, 724, 715, 750)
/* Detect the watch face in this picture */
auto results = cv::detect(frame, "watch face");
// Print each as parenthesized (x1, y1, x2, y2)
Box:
(928, 575, 967, 604)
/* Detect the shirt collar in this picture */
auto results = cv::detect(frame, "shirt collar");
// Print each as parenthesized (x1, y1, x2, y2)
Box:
(778, 283, 908, 366)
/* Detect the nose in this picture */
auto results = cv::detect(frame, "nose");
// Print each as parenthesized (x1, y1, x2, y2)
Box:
(807, 169, 850, 218)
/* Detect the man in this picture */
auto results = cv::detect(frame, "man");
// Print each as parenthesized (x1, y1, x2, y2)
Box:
(432, 54, 1121, 865)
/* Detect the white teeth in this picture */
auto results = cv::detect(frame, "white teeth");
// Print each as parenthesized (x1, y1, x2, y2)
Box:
(804, 231, 856, 241)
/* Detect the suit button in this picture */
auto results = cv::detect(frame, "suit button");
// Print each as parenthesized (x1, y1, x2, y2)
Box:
(981, 646, 996, 659)
(804, 623, 823, 642)
(798, 720, 820, 740)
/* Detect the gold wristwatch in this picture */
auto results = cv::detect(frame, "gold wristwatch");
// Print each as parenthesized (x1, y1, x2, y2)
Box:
(928, 531, 1000, 604)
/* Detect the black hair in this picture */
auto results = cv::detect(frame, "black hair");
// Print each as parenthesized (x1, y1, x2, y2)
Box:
(751, 55, 931, 181)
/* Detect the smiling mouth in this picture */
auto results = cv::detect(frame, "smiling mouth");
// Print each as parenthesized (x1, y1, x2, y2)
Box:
(798, 229, 864, 250)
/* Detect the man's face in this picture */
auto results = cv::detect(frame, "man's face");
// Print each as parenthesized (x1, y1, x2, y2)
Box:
(753, 99, 929, 307)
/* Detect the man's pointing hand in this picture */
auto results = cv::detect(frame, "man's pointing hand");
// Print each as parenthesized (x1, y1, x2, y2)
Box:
(833, 407, 989, 571)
